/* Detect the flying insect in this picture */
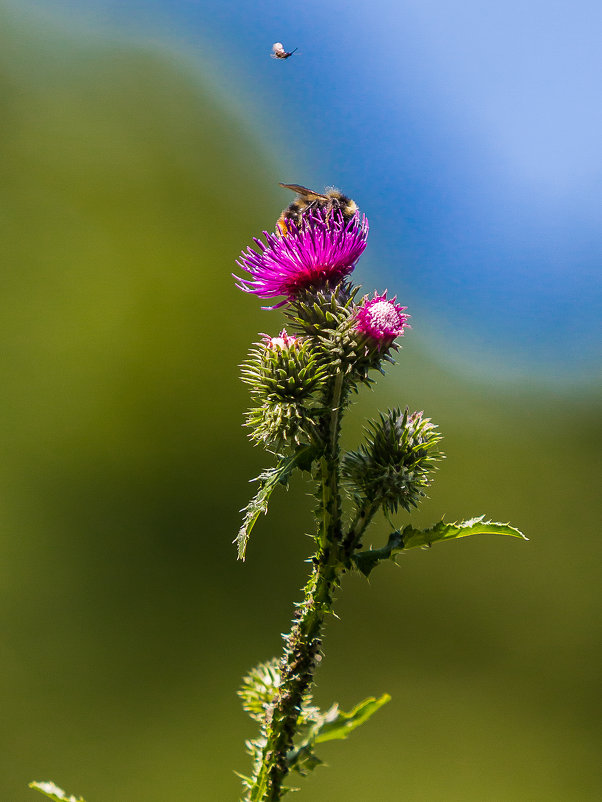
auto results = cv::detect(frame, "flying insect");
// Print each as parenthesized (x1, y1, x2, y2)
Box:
(271, 43, 297, 59)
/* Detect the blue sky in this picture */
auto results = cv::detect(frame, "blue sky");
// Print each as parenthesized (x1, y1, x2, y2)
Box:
(15, 0, 602, 385)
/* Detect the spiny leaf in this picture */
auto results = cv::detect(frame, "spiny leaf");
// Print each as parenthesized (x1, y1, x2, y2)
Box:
(236, 444, 317, 560)
(288, 747, 323, 777)
(312, 694, 391, 744)
(353, 516, 527, 576)
(28, 781, 86, 802)
(401, 516, 527, 551)
(288, 694, 391, 775)
(353, 530, 404, 577)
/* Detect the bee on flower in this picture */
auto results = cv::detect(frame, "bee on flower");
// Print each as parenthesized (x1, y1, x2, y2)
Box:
(234, 206, 369, 308)
(277, 183, 358, 233)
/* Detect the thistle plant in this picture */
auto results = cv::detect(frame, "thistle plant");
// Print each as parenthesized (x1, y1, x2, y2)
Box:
(233, 194, 526, 801)
(28, 191, 525, 802)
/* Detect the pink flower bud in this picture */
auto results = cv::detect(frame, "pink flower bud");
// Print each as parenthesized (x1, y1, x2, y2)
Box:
(354, 292, 409, 348)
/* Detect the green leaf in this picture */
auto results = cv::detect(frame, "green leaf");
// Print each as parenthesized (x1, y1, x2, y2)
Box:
(288, 694, 391, 775)
(29, 781, 87, 802)
(313, 694, 391, 744)
(236, 444, 317, 560)
(288, 747, 323, 777)
(353, 530, 404, 577)
(400, 516, 527, 551)
(353, 516, 527, 576)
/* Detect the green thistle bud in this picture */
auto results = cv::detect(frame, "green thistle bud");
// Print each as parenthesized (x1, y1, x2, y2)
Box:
(242, 331, 327, 402)
(342, 408, 443, 513)
(285, 285, 409, 390)
(238, 658, 281, 723)
(285, 284, 379, 386)
(284, 282, 358, 337)
(241, 331, 328, 448)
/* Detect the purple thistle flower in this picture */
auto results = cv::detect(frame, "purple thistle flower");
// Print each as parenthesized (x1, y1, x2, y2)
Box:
(234, 209, 369, 308)
(354, 292, 410, 348)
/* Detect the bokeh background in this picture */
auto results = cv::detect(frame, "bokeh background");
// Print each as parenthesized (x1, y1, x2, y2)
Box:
(1, 1, 600, 800)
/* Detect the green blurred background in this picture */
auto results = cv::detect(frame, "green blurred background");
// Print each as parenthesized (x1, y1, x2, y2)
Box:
(1, 6, 600, 801)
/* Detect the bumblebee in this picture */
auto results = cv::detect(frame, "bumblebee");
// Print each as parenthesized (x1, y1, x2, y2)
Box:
(277, 183, 358, 233)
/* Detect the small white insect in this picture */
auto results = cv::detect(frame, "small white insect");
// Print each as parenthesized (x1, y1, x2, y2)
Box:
(271, 42, 297, 60)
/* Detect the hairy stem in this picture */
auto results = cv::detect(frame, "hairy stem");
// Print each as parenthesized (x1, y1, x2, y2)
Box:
(246, 373, 346, 801)
(249, 546, 339, 800)
(341, 498, 381, 561)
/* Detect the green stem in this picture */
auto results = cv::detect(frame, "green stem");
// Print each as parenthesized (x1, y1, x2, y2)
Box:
(319, 369, 345, 550)
(341, 499, 381, 561)
(246, 372, 346, 801)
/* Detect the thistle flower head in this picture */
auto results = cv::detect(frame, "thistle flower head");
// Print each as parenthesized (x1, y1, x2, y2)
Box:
(234, 208, 369, 308)
(354, 292, 409, 348)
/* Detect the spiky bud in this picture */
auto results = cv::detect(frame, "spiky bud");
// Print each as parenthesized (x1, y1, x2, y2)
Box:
(285, 284, 384, 387)
(241, 330, 328, 448)
(342, 408, 443, 513)
(284, 282, 358, 337)
(238, 658, 281, 723)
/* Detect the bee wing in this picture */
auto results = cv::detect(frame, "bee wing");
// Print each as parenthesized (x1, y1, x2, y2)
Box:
(279, 183, 328, 200)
